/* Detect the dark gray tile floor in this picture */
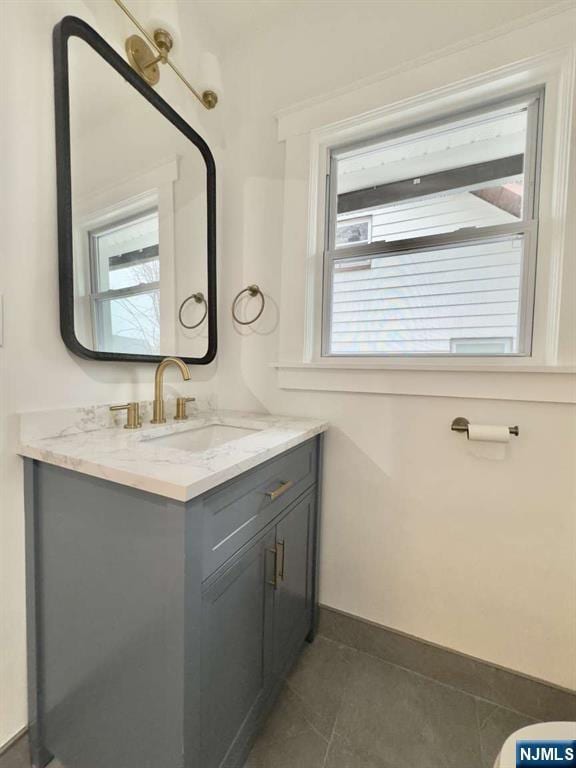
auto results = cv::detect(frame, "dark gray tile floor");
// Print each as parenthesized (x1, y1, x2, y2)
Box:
(0, 738, 27, 768)
(245, 636, 537, 768)
(0, 738, 64, 768)
(0, 635, 537, 768)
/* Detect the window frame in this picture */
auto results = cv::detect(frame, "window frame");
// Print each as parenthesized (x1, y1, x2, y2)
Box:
(321, 89, 544, 359)
(88, 207, 161, 353)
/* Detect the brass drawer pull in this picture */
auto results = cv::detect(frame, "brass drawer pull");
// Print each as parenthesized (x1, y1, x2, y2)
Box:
(265, 480, 293, 502)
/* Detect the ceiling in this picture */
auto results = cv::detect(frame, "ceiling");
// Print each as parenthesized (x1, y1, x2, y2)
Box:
(188, 0, 304, 49)
(187, 0, 561, 54)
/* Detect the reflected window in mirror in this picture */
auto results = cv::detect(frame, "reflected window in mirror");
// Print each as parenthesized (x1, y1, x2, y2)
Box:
(89, 207, 160, 355)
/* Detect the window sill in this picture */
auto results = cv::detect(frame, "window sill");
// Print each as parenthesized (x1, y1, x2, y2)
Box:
(271, 361, 576, 403)
(272, 360, 575, 374)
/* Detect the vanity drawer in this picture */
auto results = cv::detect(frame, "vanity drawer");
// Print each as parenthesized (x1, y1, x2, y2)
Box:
(201, 439, 318, 579)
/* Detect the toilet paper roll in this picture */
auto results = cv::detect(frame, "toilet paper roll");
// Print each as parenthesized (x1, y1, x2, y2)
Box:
(467, 424, 510, 443)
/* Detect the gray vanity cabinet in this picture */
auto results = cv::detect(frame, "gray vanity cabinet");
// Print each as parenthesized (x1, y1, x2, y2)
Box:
(200, 528, 276, 768)
(274, 491, 315, 677)
(25, 436, 322, 768)
(200, 488, 317, 768)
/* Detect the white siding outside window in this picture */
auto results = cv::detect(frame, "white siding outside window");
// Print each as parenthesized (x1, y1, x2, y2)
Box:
(330, 237, 522, 355)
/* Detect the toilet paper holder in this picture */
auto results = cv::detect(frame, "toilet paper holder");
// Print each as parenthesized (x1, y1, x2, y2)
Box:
(451, 417, 519, 437)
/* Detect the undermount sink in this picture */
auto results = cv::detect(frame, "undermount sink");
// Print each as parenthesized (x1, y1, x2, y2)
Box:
(146, 424, 260, 452)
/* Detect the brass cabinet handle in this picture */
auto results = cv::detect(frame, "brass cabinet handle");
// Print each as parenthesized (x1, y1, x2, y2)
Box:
(266, 547, 278, 589)
(265, 480, 294, 502)
(277, 540, 285, 582)
(265, 541, 285, 589)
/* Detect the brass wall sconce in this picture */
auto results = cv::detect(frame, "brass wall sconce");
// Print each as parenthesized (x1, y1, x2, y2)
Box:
(113, 0, 218, 109)
(125, 28, 173, 87)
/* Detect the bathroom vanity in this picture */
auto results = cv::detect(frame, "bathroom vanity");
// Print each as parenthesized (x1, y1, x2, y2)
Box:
(20, 408, 327, 768)
(30, 15, 329, 768)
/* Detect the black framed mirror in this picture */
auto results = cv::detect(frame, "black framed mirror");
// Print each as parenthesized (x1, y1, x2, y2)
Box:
(53, 16, 217, 364)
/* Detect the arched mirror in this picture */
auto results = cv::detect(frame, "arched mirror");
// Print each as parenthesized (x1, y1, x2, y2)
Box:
(54, 16, 217, 364)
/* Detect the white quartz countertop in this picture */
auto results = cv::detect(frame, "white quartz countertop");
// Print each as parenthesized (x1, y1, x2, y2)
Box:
(18, 407, 328, 502)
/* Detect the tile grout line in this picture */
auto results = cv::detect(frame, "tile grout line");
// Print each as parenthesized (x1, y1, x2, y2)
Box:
(317, 632, 547, 723)
(286, 638, 356, 768)
(284, 681, 332, 745)
(320, 726, 335, 768)
(319, 609, 576, 702)
(474, 695, 488, 768)
(319, 702, 340, 768)
(318, 633, 485, 701)
(321, 644, 357, 768)
(326, 640, 493, 768)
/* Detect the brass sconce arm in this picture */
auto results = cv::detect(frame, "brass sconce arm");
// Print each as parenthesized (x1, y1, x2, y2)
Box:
(113, 0, 218, 109)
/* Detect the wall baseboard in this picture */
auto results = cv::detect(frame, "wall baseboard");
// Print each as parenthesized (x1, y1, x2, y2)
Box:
(318, 605, 576, 723)
(3, 609, 573, 755)
(0, 727, 27, 757)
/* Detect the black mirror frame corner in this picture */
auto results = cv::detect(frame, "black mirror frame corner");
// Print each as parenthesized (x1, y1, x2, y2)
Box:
(53, 15, 217, 365)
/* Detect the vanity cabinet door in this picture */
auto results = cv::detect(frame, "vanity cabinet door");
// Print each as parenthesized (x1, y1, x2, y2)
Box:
(273, 490, 315, 678)
(200, 529, 275, 768)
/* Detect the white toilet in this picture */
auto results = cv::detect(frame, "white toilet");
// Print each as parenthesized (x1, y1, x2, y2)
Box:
(494, 722, 576, 767)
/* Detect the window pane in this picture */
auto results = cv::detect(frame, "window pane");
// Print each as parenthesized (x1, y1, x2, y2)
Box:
(109, 257, 160, 291)
(333, 106, 528, 247)
(328, 236, 524, 355)
(96, 290, 160, 355)
(93, 211, 159, 290)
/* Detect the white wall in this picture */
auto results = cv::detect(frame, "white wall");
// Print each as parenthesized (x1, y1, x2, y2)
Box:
(207, 0, 576, 692)
(1, 0, 575, 752)
(0, 0, 224, 747)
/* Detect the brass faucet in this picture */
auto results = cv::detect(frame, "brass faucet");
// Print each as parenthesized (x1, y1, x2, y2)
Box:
(151, 357, 191, 424)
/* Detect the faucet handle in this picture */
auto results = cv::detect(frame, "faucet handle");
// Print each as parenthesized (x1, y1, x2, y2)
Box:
(174, 397, 196, 421)
(110, 402, 142, 430)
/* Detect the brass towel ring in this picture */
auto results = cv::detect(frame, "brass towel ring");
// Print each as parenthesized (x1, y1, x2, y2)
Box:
(232, 285, 265, 325)
(178, 292, 208, 330)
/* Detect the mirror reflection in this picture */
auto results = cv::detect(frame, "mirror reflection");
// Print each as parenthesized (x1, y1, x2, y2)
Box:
(68, 36, 211, 360)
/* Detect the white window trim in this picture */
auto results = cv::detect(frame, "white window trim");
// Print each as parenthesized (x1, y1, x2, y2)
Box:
(272, 14, 576, 401)
(305, 58, 573, 371)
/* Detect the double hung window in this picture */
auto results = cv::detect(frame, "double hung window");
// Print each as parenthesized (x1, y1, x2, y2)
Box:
(323, 92, 543, 357)
(89, 208, 160, 354)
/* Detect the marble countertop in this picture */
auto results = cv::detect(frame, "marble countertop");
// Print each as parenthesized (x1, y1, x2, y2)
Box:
(18, 404, 328, 502)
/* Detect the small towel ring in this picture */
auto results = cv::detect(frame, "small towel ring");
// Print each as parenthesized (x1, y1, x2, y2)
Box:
(178, 292, 207, 329)
(232, 284, 265, 325)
